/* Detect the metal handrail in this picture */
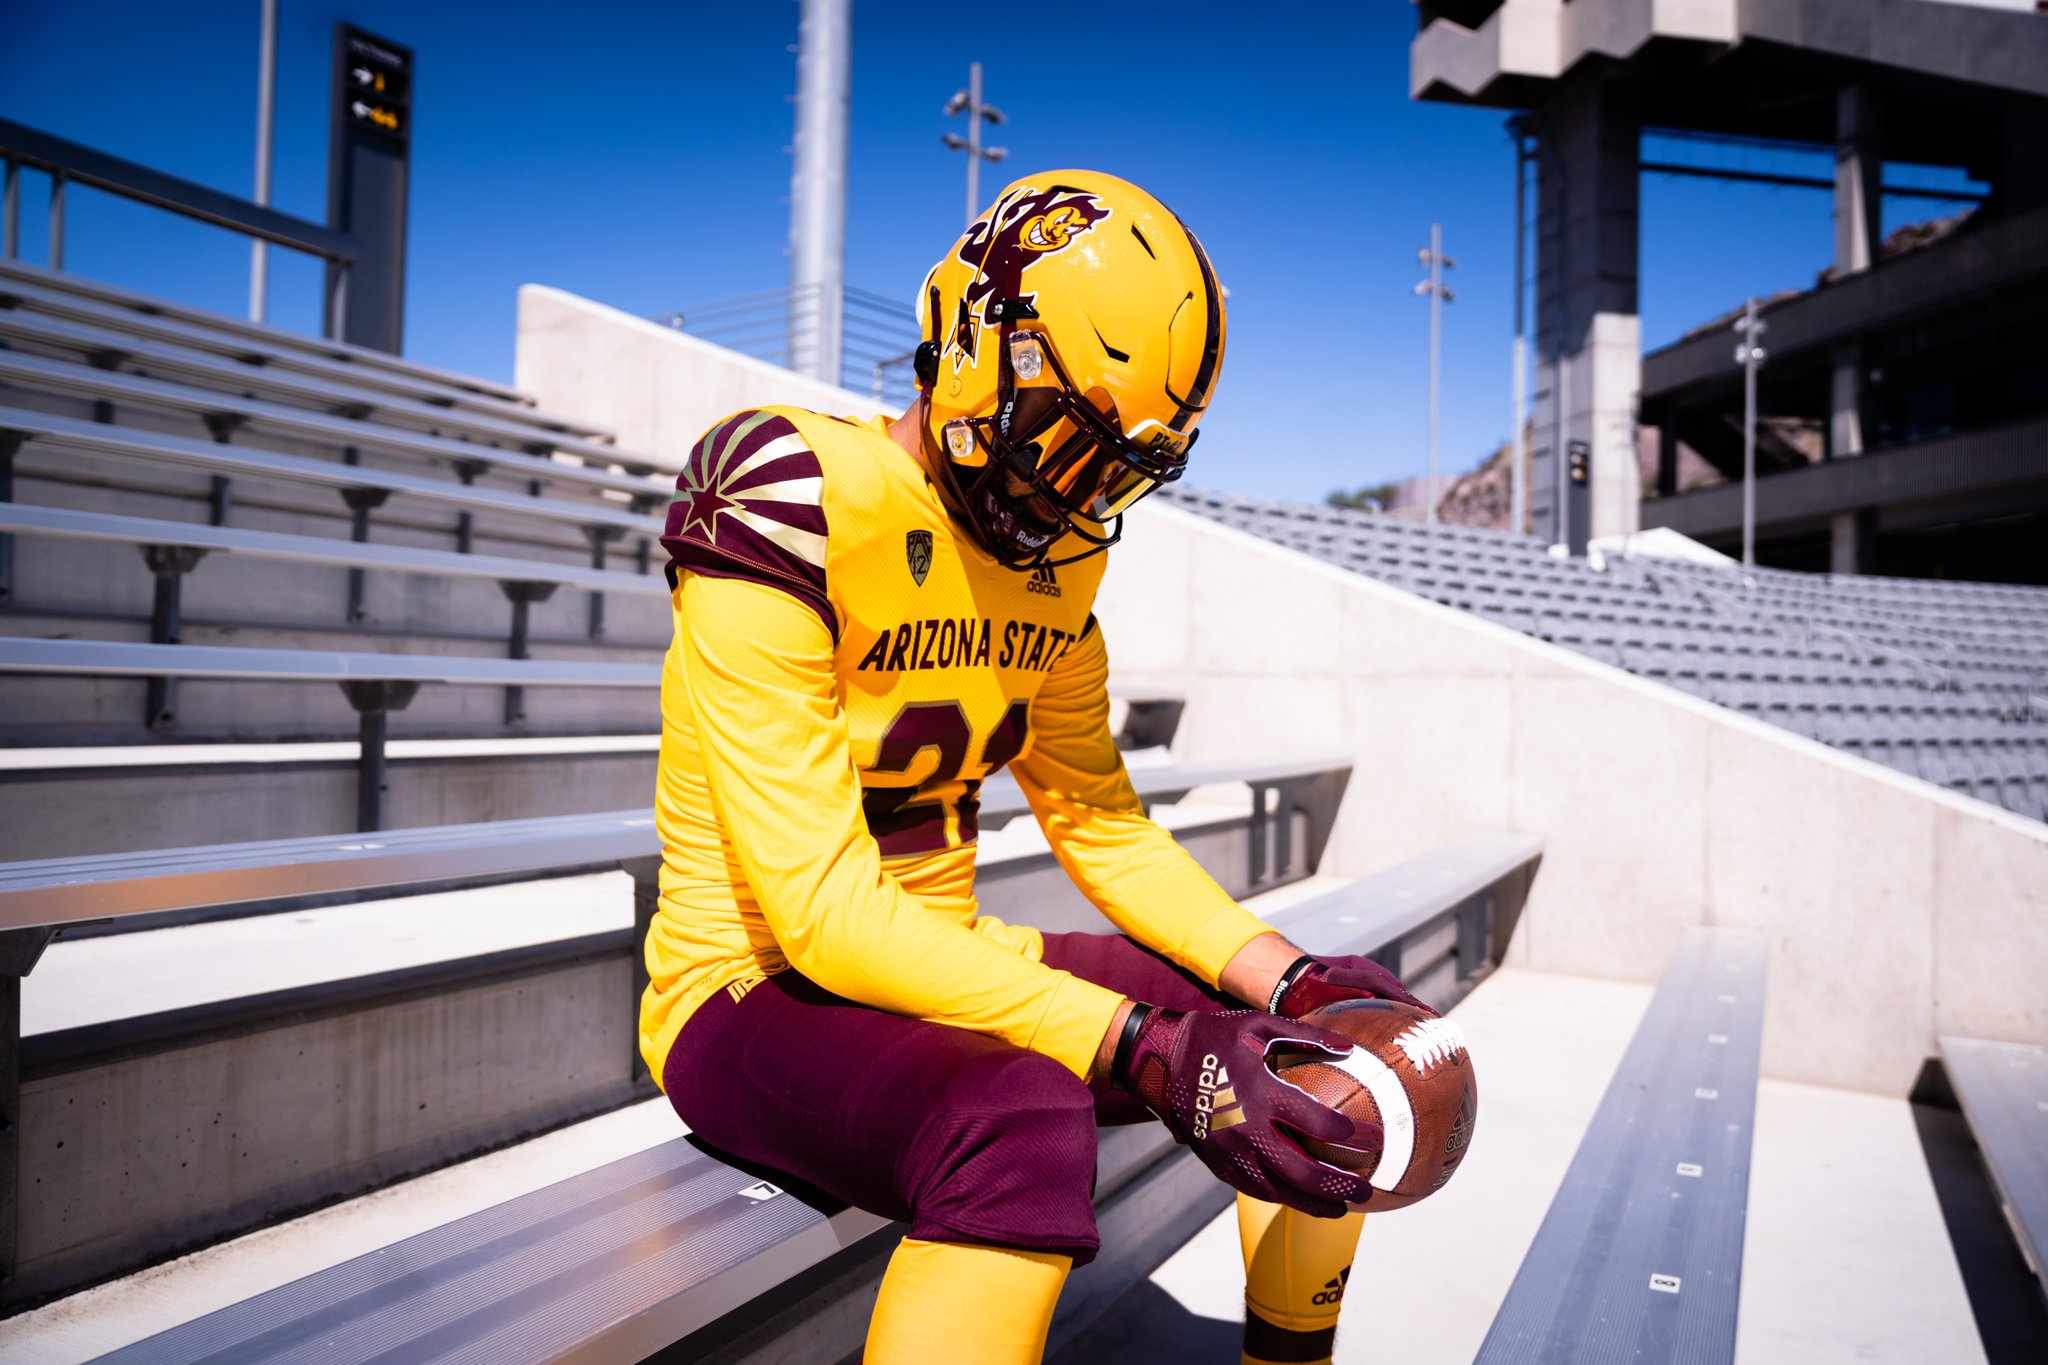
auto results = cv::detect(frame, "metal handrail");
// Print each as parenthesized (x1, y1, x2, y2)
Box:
(0, 117, 355, 264)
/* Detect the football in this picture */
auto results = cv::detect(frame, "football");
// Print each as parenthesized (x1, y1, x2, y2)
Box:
(1274, 997, 1478, 1211)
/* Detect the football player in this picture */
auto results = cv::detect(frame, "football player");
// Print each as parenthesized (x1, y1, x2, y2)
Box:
(643, 170, 1427, 1365)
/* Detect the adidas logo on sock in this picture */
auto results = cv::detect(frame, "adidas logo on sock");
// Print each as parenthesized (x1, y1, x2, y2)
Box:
(1310, 1265, 1352, 1306)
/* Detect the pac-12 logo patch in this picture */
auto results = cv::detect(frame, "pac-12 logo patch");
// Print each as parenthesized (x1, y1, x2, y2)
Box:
(905, 529, 934, 586)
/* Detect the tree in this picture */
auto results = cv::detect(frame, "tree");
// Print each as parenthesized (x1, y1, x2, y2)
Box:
(1326, 483, 1400, 512)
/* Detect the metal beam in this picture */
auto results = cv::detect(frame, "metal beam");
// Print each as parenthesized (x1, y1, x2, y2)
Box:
(0, 637, 661, 688)
(0, 503, 665, 596)
(1640, 160, 1985, 204)
(1639, 411, 2048, 539)
(0, 118, 355, 262)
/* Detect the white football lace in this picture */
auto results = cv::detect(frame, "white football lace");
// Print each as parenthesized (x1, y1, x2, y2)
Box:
(1391, 1018, 1469, 1074)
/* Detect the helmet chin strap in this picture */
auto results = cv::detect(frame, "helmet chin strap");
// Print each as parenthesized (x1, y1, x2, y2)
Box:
(913, 285, 942, 390)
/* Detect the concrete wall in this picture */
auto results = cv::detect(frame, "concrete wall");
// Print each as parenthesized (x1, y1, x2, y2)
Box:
(15, 943, 644, 1307)
(513, 285, 886, 468)
(1092, 502, 2048, 1096)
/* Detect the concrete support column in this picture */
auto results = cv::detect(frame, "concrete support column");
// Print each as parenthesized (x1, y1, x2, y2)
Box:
(1531, 74, 1641, 551)
(1829, 344, 1867, 460)
(1830, 508, 1878, 576)
(1834, 85, 1882, 275)
(1830, 86, 1880, 464)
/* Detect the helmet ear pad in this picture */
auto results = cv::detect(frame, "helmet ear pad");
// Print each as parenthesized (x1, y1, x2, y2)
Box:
(913, 341, 940, 389)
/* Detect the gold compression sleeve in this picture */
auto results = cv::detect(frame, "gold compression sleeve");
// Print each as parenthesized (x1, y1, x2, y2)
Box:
(1238, 1194, 1367, 1365)
(1008, 622, 1272, 989)
(674, 573, 1124, 1078)
(867, 1238, 1071, 1365)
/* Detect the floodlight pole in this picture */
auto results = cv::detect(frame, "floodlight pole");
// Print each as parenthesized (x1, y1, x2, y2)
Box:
(1733, 297, 1768, 567)
(943, 63, 1007, 226)
(789, 0, 850, 385)
(249, 0, 277, 323)
(1415, 224, 1455, 524)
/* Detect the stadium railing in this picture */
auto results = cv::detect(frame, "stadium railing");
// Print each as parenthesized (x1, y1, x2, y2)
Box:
(1474, 925, 1769, 1364)
(56, 833, 1541, 1364)
(1936, 1036, 2048, 1305)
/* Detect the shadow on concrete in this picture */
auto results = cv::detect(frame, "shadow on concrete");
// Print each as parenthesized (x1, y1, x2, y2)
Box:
(1909, 1060, 2048, 1365)
(1049, 1279, 1241, 1364)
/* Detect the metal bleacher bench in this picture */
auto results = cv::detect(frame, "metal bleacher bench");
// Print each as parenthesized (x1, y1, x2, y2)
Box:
(0, 755, 1356, 929)
(0, 407, 662, 536)
(0, 257, 533, 407)
(0, 502, 667, 598)
(1937, 1035, 2048, 1303)
(0, 266, 610, 439)
(1475, 925, 1769, 1364)
(25, 832, 1539, 1364)
(0, 350, 671, 494)
(0, 309, 667, 473)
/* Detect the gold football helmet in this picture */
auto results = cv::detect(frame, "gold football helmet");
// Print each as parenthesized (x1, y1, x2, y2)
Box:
(912, 170, 1226, 568)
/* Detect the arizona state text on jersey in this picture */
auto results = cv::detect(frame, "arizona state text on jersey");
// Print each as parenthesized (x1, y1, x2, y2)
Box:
(639, 406, 1269, 1082)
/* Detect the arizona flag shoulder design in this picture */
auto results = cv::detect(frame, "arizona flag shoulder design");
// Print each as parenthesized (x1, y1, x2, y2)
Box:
(661, 409, 833, 634)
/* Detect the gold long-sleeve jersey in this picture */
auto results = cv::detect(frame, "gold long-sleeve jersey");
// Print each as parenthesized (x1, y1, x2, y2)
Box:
(640, 405, 1269, 1085)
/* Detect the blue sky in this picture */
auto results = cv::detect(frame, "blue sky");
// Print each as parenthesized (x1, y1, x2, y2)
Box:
(0, 2, 1978, 502)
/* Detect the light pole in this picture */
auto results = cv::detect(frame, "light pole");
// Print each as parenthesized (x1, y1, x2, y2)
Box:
(1733, 297, 1768, 566)
(249, 0, 277, 323)
(943, 63, 1007, 226)
(1414, 224, 1455, 525)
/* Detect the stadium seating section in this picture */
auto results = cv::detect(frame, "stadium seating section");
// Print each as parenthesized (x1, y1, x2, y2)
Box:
(1164, 487, 2048, 825)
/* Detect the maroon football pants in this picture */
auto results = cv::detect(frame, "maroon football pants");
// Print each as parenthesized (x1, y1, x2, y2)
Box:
(661, 932, 1236, 1266)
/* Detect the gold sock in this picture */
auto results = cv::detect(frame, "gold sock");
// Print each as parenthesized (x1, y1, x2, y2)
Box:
(866, 1236, 1072, 1365)
(1237, 1193, 1367, 1365)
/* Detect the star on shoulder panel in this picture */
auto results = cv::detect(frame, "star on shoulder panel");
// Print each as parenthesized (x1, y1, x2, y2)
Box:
(661, 410, 834, 635)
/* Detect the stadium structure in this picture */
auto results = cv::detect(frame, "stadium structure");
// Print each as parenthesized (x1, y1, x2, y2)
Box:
(1414, 0, 2048, 583)
(0, 4, 2045, 1363)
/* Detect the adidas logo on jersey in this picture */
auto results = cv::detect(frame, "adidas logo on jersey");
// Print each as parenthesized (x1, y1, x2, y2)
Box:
(1025, 564, 1061, 597)
(1311, 1267, 1352, 1306)
(1192, 1054, 1243, 1140)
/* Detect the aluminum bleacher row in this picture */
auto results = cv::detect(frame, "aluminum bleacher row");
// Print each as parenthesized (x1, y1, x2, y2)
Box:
(1164, 486, 2048, 824)
(0, 828, 1546, 1363)
(0, 253, 690, 855)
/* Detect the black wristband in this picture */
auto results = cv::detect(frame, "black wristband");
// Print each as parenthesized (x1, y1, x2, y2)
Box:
(1267, 955, 1319, 1014)
(1109, 1002, 1153, 1092)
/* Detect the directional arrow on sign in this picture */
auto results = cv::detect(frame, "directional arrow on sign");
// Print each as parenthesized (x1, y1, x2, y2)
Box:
(352, 65, 373, 83)
(349, 101, 400, 131)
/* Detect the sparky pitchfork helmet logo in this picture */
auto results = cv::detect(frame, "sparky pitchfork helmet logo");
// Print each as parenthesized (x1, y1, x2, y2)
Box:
(948, 184, 1110, 369)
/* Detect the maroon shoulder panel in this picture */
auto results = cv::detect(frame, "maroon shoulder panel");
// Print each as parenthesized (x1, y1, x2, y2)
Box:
(661, 411, 835, 636)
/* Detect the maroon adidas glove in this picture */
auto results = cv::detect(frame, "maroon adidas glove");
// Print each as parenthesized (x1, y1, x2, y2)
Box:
(1269, 954, 1435, 1020)
(1111, 1004, 1381, 1218)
